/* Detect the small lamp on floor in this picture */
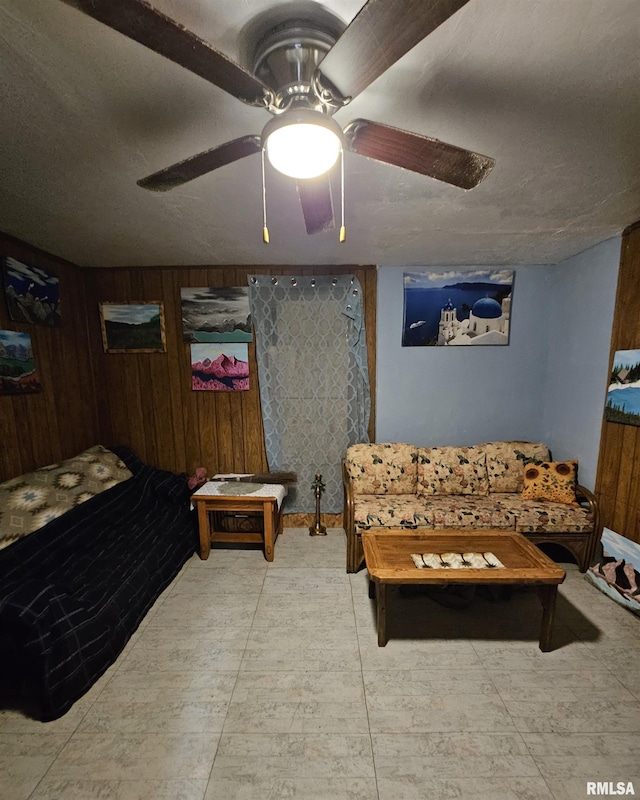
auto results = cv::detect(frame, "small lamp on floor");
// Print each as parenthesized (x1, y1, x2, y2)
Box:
(309, 473, 327, 536)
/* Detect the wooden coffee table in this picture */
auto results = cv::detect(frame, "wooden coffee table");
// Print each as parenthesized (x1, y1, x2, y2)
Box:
(362, 529, 566, 651)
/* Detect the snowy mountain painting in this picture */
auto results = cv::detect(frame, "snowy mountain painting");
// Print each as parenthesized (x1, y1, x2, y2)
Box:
(190, 343, 249, 391)
(181, 287, 251, 343)
(0, 329, 41, 394)
(604, 349, 640, 426)
(2, 256, 61, 327)
(586, 527, 640, 615)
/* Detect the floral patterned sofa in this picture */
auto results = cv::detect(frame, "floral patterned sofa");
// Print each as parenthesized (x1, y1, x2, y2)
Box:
(342, 441, 599, 573)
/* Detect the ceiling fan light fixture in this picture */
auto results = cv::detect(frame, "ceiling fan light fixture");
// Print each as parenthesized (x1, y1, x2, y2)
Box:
(262, 110, 343, 180)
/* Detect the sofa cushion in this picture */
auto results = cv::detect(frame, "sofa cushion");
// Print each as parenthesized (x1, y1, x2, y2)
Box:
(353, 494, 431, 531)
(421, 496, 517, 530)
(345, 443, 417, 495)
(509, 497, 594, 533)
(0, 445, 133, 550)
(483, 441, 550, 493)
(417, 446, 489, 496)
(522, 460, 578, 505)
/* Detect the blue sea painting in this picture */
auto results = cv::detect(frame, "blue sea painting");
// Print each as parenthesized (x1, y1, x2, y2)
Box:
(604, 349, 640, 425)
(402, 269, 514, 346)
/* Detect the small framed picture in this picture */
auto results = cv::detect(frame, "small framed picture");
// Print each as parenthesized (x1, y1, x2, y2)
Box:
(0, 329, 41, 394)
(402, 269, 514, 347)
(2, 256, 61, 326)
(605, 349, 640, 426)
(99, 301, 166, 353)
(180, 286, 252, 343)
(190, 342, 249, 391)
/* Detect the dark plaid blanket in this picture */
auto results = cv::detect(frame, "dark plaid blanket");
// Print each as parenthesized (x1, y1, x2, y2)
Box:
(0, 447, 197, 721)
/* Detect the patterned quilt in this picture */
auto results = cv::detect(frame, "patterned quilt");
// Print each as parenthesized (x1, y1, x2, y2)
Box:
(0, 445, 133, 550)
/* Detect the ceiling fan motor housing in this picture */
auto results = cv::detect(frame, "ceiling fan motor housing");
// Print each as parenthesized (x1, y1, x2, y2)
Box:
(252, 19, 342, 114)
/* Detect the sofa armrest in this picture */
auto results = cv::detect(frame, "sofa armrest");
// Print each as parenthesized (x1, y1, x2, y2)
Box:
(575, 484, 597, 515)
(575, 484, 601, 565)
(576, 483, 599, 531)
(342, 459, 360, 572)
(342, 459, 354, 524)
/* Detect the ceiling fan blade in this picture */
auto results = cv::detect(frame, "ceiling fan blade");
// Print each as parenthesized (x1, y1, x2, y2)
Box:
(296, 176, 335, 235)
(59, 0, 269, 106)
(317, 0, 471, 102)
(138, 135, 262, 191)
(344, 119, 494, 190)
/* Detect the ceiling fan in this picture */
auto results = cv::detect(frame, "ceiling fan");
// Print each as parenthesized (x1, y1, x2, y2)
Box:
(60, 0, 495, 239)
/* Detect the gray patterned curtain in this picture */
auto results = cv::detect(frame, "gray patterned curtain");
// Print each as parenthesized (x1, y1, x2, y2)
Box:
(248, 274, 370, 513)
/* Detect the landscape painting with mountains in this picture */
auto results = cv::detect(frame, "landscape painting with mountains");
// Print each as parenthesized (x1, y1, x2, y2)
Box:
(605, 349, 640, 426)
(0, 329, 41, 394)
(181, 287, 251, 343)
(99, 302, 166, 353)
(587, 527, 640, 615)
(3, 256, 61, 327)
(190, 343, 249, 391)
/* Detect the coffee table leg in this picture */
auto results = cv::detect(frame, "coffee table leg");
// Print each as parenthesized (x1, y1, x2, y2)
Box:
(539, 585, 558, 652)
(376, 582, 388, 647)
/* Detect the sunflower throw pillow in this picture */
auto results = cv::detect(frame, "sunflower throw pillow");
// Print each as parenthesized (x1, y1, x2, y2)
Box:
(521, 460, 578, 505)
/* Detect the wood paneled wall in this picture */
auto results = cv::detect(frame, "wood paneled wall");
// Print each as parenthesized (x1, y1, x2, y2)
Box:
(84, 265, 377, 477)
(595, 221, 640, 544)
(0, 233, 101, 482)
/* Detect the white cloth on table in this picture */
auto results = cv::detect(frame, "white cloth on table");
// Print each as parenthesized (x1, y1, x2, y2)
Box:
(191, 481, 287, 509)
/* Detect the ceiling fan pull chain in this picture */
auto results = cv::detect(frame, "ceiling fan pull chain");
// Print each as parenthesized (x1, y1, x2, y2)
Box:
(340, 148, 346, 243)
(261, 148, 270, 244)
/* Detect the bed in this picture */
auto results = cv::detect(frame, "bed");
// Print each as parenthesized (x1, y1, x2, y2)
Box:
(0, 445, 197, 721)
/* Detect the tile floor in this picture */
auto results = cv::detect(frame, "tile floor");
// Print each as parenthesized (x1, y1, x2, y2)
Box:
(1, 528, 639, 800)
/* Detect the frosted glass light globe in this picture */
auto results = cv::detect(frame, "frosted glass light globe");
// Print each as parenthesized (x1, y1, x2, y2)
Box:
(265, 122, 342, 179)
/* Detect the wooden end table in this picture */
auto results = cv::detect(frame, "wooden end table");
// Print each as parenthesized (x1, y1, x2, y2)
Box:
(192, 481, 286, 562)
(362, 529, 566, 651)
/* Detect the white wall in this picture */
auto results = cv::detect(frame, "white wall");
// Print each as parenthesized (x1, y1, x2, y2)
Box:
(541, 238, 621, 490)
(375, 238, 621, 490)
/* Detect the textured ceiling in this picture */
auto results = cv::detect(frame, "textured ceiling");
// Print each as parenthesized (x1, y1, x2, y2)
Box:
(0, 0, 639, 268)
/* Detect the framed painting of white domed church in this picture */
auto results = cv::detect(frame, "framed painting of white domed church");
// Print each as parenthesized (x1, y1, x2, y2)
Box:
(402, 269, 514, 347)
